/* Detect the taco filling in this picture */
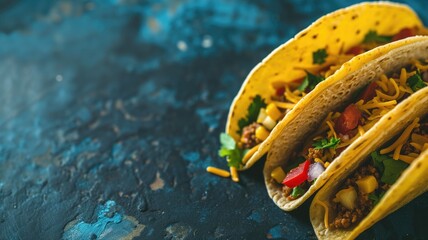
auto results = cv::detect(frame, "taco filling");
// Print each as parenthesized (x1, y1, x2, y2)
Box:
(270, 59, 428, 199)
(220, 27, 423, 170)
(329, 116, 428, 229)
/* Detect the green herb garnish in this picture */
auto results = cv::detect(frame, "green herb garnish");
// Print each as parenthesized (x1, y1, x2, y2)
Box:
(297, 71, 325, 92)
(313, 137, 340, 150)
(291, 186, 305, 198)
(368, 191, 385, 206)
(363, 30, 392, 44)
(371, 151, 409, 185)
(407, 71, 426, 92)
(312, 49, 328, 65)
(218, 133, 243, 168)
(237, 95, 267, 134)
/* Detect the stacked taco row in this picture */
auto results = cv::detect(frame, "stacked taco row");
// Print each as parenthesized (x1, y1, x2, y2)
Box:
(210, 2, 428, 239)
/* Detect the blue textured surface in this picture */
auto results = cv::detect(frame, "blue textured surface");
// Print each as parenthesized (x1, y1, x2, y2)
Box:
(0, 1, 427, 239)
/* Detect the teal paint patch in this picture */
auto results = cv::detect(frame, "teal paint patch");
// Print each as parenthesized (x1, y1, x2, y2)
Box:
(180, 151, 200, 162)
(247, 210, 262, 223)
(267, 225, 285, 239)
(63, 200, 143, 240)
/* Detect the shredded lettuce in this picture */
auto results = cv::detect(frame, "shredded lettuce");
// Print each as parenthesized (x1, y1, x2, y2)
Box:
(368, 191, 385, 206)
(363, 30, 392, 44)
(371, 151, 408, 185)
(407, 71, 426, 92)
(237, 95, 266, 134)
(298, 71, 325, 92)
(291, 186, 305, 198)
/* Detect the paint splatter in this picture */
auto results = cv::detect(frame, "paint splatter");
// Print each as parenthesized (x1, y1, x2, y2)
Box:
(150, 171, 165, 191)
(63, 200, 145, 240)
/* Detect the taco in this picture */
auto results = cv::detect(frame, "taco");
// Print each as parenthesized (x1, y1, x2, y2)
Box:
(264, 36, 428, 210)
(215, 2, 426, 181)
(309, 89, 428, 239)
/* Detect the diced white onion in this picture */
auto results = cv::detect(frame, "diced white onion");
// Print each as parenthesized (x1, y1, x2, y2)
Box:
(257, 108, 267, 123)
(308, 162, 325, 182)
(262, 115, 277, 130)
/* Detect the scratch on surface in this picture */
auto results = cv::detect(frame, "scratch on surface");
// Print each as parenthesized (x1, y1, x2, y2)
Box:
(150, 171, 164, 190)
(115, 99, 137, 121)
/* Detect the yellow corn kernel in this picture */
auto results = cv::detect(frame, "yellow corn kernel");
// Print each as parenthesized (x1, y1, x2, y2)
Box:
(271, 166, 286, 184)
(324, 162, 330, 168)
(255, 126, 270, 141)
(266, 103, 282, 121)
(356, 175, 378, 194)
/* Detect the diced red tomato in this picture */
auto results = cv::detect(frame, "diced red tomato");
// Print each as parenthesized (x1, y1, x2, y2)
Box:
(345, 46, 364, 55)
(359, 82, 378, 102)
(335, 104, 362, 134)
(392, 28, 415, 42)
(282, 160, 310, 188)
(276, 86, 285, 96)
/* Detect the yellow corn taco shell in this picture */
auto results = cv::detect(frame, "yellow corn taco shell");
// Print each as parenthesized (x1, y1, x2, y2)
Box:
(264, 36, 428, 210)
(225, 2, 424, 170)
(310, 87, 428, 240)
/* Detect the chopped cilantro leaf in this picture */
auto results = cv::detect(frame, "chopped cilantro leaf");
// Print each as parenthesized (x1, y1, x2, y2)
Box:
(297, 71, 325, 92)
(370, 151, 408, 185)
(313, 137, 340, 150)
(312, 49, 328, 65)
(363, 30, 392, 44)
(237, 95, 267, 134)
(291, 186, 305, 198)
(407, 72, 426, 92)
(220, 133, 236, 149)
(371, 151, 385, 173)
(218, 133, 243, 168)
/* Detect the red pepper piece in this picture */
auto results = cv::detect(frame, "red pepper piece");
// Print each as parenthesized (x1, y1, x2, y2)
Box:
(282, 160, 310, 188)
(335, 104, 362, 135)
(392, 27, 415, 42)
(359, 82, 378, 102)
(345, 46, 364, 55)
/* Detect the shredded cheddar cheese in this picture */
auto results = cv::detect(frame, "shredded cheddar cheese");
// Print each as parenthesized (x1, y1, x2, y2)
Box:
(414, 60, 428, 71)
(230, 167, 239, 182)
(326, 120, 337, 139)
(398, 155, 415, 164)
(380, 118, 420, 155)
(357, 125, 365, 137)
(242, 144, 261, 165)
(284, 85, 303, 104)
(410, 142, 422, 151)
(315, 200, 330, 229)
(273, 101, 295, 109)
(207, 166, 231, 178)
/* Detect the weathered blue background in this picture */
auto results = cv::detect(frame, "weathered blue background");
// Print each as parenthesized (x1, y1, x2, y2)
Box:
(0, 0, 427, 239)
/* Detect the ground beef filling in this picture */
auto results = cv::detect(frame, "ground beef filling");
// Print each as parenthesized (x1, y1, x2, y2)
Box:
(239, 122, 261, 149)
(330, 164, 389, 229)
